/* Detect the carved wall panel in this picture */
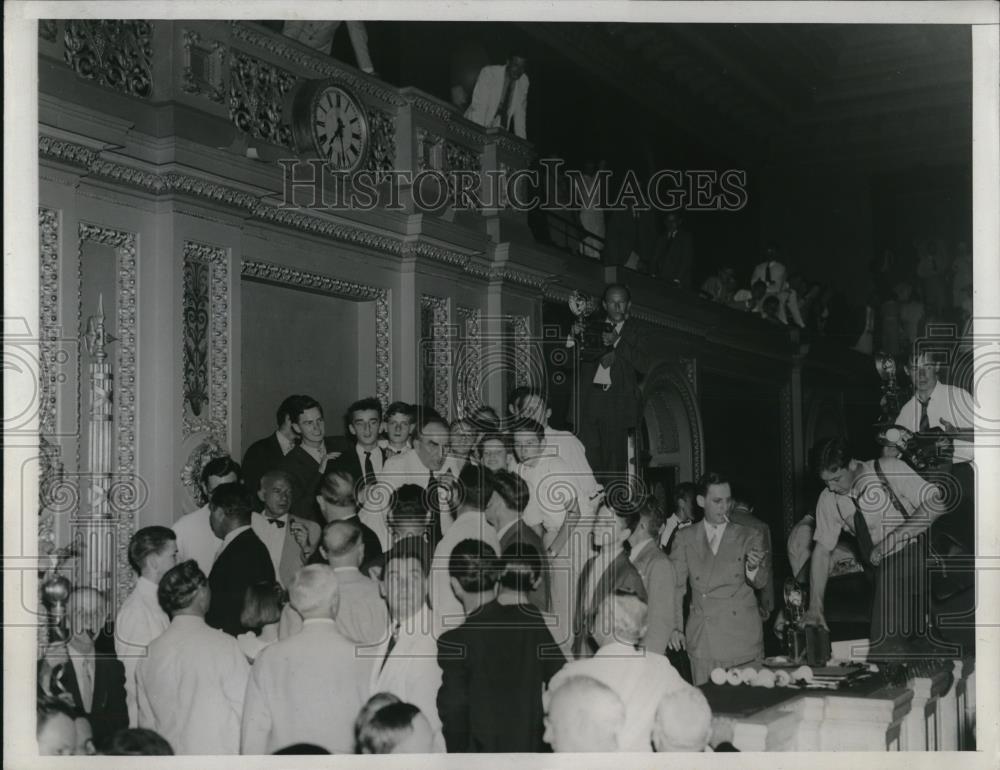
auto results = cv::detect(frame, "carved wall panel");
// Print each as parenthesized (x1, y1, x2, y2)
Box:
(38, 208, 62, 560)
(241, 260, 391, 409)
(421, 295, 452, 419)
(63, 20, 153, 99)
(455, 306, 482, 419)
(228, 51, 296, 148)
(366, 108, 397, 174)
(181, 29, 227, 103)
(506, 315, 532, 389)
(182, 242, 230, 441)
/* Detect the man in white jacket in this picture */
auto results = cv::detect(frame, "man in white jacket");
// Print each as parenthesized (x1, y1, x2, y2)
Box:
(464, 55, 529, 139)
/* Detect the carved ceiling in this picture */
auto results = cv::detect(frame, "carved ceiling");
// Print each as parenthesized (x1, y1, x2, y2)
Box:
(520, 23, 971, 169)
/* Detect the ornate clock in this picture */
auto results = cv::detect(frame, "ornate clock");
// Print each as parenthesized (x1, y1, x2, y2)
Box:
(291, 81, 370, 173)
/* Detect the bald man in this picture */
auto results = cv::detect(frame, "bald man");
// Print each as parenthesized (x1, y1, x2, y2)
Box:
(652, 685, 714, 752)
(279, 519, 389, 645)
(241, 565, 371, 754)
(543, 675, 625, 752)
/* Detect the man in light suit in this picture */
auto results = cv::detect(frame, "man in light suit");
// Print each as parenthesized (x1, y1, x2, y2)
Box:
(241, 565, 371, 754)
(464, 55, 529, 139)
(370, 537, 446, 752)
(626, 497, 679, 656)
(670, 472, 768, 686)
(251, 470, 321, 588)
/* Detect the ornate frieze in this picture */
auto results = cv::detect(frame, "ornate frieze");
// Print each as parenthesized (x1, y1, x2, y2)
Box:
(63, 20, 153, 99)
(228, 51, 296, 148)
(39, 208, 61, 438)
(421, 295, 452, 419)
(416, 127, 444, 172)
(182, 242, 230, 441)
(229, 22, 404, 106)
(366, 108, 397, 174)
(181, 30, 227, 104)
(445, 141, 480, 174)
(505, 314, 532, 388)
(241, 260, 391, 408)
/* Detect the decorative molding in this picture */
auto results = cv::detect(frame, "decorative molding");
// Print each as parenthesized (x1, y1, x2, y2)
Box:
(421, 295, 452, 419)
(643, 363, 705, 480)
(405, 94, 454, 121)
(39, 19, 58, 43)
(182, 242, 230, 441)
(229, 22, 405, 106)
(495, 133, 535, 161)
(63, 20, 153, 99)
(410, 241, 470, 270)
(445, 140, 480, 173)
(77, 222, 140, 600)
(678, 357, 698, 393)
(241, 260, 391, 408)
(181, 29, 227, 103)
(505, 314, 532, 388)
(228, 50, 296, 148)
(455, 306, 482, 419)
(366, 107, 397, 174)
(39, 208, 61, 438)
(416, 127, 444, 172)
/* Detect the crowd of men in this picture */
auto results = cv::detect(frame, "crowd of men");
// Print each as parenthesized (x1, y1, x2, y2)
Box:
(36, 335, 970, 755)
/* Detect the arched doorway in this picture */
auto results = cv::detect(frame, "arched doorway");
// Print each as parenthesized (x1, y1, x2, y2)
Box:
(641, 363, 704, 506)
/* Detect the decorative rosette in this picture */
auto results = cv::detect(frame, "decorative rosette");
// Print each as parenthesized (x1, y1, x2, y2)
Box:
(568, 290, 597, 319)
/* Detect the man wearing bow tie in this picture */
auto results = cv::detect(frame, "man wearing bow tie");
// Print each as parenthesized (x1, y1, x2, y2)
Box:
(670, 472, 768, 686)
(251, 470, 321, 588)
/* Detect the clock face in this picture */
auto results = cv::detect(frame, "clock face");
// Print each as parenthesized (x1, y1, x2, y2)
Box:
(311, 86, 368, 172)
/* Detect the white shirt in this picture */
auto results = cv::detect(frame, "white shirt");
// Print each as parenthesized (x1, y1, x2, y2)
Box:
(593, 320, 625, 385)
(137, 615, 249, 755)
(543, 427, 601, 517)
(547, 641, 687, 752)
(66, 644, 95, 712)
(430, 512, 500, 636)
(367, 450, 456, 538)
(275, 430, 295, 456)
(658, 514, 689, 550)
(115, 576, 170, 725)
(517, 456, 577, 537)
(895, 381, 975, 463)
(251, 514, 291, 578)
(172, 504, 219, 577)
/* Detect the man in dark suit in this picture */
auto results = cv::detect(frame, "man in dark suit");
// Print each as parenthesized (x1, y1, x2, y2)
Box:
(328, 397, 389, 495)
(206, 483, 276, 636)
(437, 540, 565, 753)
(485, 469, 550, 612)
(40, 587, 128, 750)
(603, 201, 658, 271)
(573, 504, 647, 657)
(278, 396, 349, 520)
(575, 283, 649, 483)
(650, 211, 695, 289)
(242, 394, 304, 511)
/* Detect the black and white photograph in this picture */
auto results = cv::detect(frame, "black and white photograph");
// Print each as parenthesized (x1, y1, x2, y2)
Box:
(4, 1, 999, 765)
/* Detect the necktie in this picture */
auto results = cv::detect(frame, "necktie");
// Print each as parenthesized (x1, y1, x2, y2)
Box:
(267, 517, 286, 529)
(918, 398, 930, 432)
(850, 496, 875, 566)
(707, 525, 722, 555)
(380, 622, 400, 673)
(364, 451, 377, 487)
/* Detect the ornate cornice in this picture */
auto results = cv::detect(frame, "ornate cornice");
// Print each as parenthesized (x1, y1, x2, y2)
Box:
(229, 22, 404, 106)
(241, 260, 391, 407)
(421, 295, 452, 420)
(494, 133, 535, 161)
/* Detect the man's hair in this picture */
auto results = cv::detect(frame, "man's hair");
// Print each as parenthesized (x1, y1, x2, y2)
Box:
(635, 494, 666, 537)
(36, 695, 78, 736)
(653, 686, 712, 752)
(291, 396, 323, 424)
(288, 564, 339, 616)
(127, 526, 176, 574)
(322, 518, 363, 558)
(210, 482, 254, 525)
(276, 394, 305, 428)
(104, 728, 175, 756)
(200, 456, 240, 488)
(545, 676, 625, 750)
(157, 560, 206, 616)
(354, 692, 401, 747)
(389, 484, 428, 528)
(611, 503, 641, 535)
(455, 464, 494, 512)
(490, 469, 529, 513)
(448, 539, 500, 594)
(507, 385, 531, 415)
(603, 282, 632, 303)
(499, 543, 543, 593)
(317, 468, 357, 508)
(512, 385, 547, 414)
(413, 407, 448, 438)
(385, 534, 431, 577)
(240, 580, 285, 633)
(273, 743, 330, 754)
(512, 416, 545, 442)
(356, 702, 424, 754)
(672, 482, 697, 507)
(259, 468, 294, 492)
(697, 471, 730, 498)
(596, 592, 648, 645)
(815, 437, 851, 475)
(385, 401, 414, 421)
(345, 397, 384, 431)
